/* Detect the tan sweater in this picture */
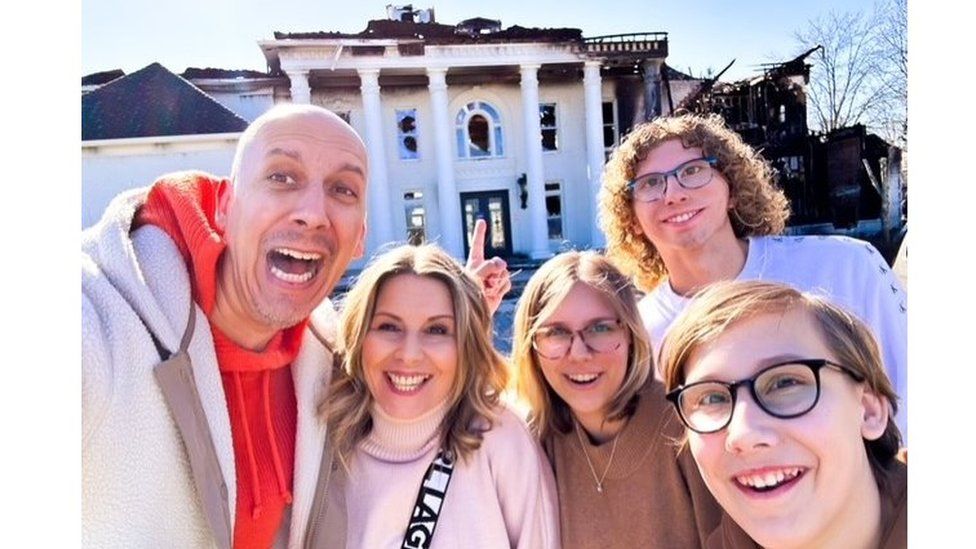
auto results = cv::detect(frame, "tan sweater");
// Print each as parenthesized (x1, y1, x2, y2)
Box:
(544, 378, 723, 548)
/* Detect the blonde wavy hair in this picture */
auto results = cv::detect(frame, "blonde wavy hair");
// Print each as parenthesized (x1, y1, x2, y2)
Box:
(321, 244, 508, 465)
(511, 251, 651, 442)
(598, 113, 790, 291)
(660, 280, 902, 481)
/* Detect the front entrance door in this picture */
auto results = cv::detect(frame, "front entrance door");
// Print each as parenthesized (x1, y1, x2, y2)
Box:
(460, 191, 513, 259)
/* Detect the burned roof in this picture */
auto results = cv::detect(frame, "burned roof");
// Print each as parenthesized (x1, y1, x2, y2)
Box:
(82, 69, 125, 86)
(82, 62, 249, 141)
(663, 64, 697, 81)
(181, 67, 274, 79)
(274, 18, 583, 45)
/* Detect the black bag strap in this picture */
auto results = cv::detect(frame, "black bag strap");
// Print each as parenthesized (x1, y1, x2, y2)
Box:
(401, 449, 456, 549)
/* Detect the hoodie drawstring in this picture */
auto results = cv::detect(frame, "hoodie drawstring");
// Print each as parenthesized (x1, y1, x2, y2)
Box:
(233, 372, 263, 519)
(262, 370, 293, 504)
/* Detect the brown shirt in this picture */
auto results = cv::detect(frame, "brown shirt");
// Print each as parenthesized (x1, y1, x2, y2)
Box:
(544, 378, 723, 549)
(704, 461, 908, 549)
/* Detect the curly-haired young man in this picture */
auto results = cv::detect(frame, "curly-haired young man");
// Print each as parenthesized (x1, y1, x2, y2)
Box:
(598, 113, 908, 439)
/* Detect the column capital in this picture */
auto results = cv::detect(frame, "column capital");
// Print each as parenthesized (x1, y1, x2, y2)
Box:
(285, 69, 311, 104)
(358, 68, 381, 93)
(584, 59, 603, 70)
(426, 67, 448, 91)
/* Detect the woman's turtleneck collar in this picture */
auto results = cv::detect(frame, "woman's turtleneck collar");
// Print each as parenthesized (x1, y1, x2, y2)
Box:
(360, 399, 452, 463)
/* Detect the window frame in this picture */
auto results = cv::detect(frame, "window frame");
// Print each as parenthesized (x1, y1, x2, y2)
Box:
(455, 101, 505, 159)
(544, 180, 564, 241)
(540, 102, 559, 153)
(395, 108, 421, 161)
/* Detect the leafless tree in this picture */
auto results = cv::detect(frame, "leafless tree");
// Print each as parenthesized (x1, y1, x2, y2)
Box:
(871, 0, 908, 149)
(794, 0, 907, 147)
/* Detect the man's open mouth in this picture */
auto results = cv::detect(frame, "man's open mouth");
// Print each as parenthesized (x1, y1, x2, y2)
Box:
(267, 247, 324, 284)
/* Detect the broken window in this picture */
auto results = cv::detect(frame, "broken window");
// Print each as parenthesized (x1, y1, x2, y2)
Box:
(403, 190, 426, 245)
(602, 101, 618, 160)
(540, 103, 558, 151)
(545, 181, 563, 240)
(396, 109, 420, 160)
(455, 101, 504, 159)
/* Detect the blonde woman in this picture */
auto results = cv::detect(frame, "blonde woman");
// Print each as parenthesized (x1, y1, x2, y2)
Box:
(511, 250, 721, 548)
(305, 243, 559, 548)
(661, 280, 905, 548)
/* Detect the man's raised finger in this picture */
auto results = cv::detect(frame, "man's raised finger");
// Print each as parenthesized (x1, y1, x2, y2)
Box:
(466, 218, 487, 268)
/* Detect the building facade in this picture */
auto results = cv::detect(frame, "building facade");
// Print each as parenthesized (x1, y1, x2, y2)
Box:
(83, 8, 699, 263)
(254, 12, 678, 261)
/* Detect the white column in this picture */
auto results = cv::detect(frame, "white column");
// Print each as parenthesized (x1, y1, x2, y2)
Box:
(285, 70, 311, 104)
(358, 68, 395, 252)
(427, 68, 463, 258)
(583, 61, 607, 249)
(520, 64, 552, 260)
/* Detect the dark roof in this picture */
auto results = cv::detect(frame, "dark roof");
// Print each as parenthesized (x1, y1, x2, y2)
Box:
(274, 19, 582, 45)
(182, 67, 274, 80)
(82, 62, 249, 141)
(663, 64, 697, 81)
(82, 69, 125, 86)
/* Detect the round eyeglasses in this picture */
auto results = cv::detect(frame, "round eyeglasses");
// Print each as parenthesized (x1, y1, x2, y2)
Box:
(626, 157, 718, 203)
(532, 319, 626, 360)
(665, 359, 865, 434)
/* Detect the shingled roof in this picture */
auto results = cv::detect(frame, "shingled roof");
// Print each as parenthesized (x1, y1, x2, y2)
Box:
(82, 69, 125, 86)
(82, 62, 249, 141)
(181, 67, 274, 80)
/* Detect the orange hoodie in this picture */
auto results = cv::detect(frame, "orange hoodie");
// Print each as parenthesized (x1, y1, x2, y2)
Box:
(135, 173, 305, 549)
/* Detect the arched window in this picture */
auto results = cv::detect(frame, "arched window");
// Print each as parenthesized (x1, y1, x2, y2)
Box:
(455, 101, 504, 158)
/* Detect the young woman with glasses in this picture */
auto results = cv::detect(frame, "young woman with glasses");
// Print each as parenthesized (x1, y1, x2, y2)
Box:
(661, 280, 905, 549)
(511, 251, 722, 548)
(307, 244, 559, 548)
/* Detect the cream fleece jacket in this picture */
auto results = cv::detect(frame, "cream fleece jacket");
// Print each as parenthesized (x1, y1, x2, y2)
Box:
(82, 186, 336, 548)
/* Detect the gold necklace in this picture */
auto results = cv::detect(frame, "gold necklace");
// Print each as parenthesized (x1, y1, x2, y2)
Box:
(574, 420, 620, 494)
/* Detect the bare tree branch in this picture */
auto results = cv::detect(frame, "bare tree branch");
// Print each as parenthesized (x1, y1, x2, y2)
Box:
(793, 0, 907, 148)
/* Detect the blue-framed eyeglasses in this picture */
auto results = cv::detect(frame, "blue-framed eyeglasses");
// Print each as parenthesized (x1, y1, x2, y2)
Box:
(626, 157, 718, 202)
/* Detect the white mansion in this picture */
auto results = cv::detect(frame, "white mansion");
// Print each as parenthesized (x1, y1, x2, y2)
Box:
(83, 6, 702, 263)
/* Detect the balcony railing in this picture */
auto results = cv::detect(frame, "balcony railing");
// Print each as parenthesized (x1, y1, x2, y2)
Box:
(583, 32, 668, 57)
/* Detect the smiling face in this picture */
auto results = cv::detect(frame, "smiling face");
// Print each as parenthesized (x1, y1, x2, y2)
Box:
(534, 282, 630, 432)
(683, 307, 887, 548)
(216, 109, 367, 345)
(362, 274, 459, 420)
(631, 139, 737, 258)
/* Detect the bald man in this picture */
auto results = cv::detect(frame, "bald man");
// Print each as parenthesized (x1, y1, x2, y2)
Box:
(82, 104, 509, 548)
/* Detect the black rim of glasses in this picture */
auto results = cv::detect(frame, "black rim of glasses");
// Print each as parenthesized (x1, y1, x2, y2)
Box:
(531, 319, 624, 360)
(665, 358, 865, 434)
(626, 156, 718, 202)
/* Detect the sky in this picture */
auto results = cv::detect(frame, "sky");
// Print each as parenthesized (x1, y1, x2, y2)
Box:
(83, 0, 879, 83)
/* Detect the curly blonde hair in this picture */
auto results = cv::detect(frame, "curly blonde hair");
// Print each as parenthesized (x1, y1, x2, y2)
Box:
(598, 113, 790, 291)
(510, 251, 651, 442)
(321, 244, 508, 465)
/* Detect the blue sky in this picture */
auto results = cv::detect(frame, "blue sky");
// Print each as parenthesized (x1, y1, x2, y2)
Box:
(83, 0, 879, 82)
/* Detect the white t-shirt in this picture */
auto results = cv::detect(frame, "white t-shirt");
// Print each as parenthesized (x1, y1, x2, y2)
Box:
(639, 235, 909, 440)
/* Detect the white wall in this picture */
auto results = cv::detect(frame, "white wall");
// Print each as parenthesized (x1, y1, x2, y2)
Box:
(82, 142, 237, 228)
(208, 89, 276, 122)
